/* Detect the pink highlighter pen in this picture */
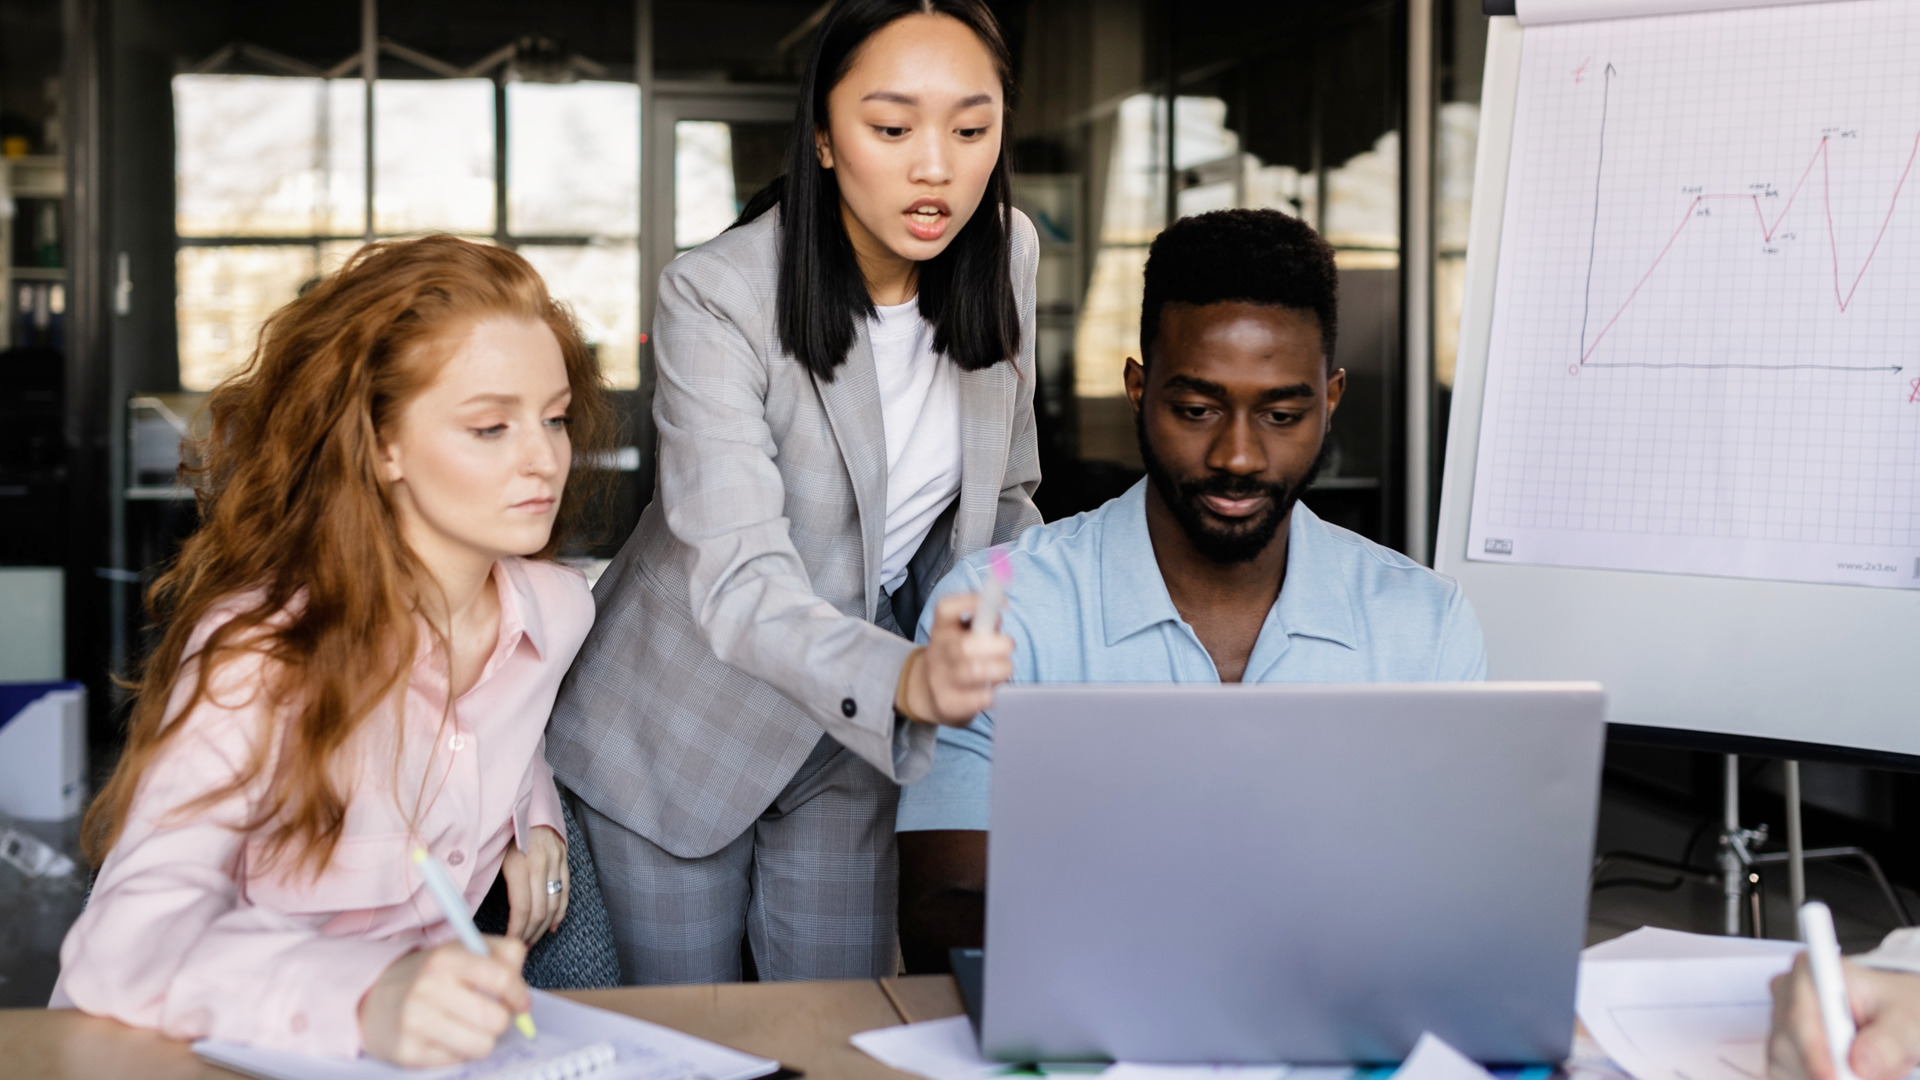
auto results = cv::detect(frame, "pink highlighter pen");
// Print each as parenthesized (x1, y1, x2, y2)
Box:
(972, 548, 1014, 638)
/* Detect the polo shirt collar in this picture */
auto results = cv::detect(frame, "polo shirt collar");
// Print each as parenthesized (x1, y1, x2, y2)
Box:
(1098, 479, 1359, 651)
(1269, 500, 1359, 650)
(1099, 481, 1183, 646)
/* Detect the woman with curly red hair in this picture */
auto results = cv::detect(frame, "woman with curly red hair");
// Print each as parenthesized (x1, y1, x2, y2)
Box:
(52, 236, 613, 1066)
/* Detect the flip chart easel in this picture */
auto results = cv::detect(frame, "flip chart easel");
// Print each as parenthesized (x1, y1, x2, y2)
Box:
(1438, 0, 1920, 933)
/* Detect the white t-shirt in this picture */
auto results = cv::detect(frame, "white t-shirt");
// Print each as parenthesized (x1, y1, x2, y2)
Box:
(870, 298, 963, 596)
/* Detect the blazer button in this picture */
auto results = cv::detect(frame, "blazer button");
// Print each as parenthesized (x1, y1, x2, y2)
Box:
(841, 697, 858, 718)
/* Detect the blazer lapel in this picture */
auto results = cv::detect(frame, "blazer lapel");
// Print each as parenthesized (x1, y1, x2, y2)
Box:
(952, 362, 1012, 558)
(812, 323, 888, 615)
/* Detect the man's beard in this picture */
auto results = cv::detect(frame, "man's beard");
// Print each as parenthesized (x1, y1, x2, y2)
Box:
(1136, 412, 1330, 565)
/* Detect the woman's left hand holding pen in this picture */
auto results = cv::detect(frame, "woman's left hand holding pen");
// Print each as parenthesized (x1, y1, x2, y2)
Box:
(358, 937, 530, 1067)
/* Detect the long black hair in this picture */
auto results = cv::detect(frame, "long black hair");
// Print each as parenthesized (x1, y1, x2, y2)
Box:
(733, 0, 1020, 380)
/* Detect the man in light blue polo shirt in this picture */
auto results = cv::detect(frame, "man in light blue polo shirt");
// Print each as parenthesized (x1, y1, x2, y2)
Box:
(893, 208, 1486, 973)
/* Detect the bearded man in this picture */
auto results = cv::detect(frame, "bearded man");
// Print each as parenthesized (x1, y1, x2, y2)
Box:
(892, 207, 1489, 973)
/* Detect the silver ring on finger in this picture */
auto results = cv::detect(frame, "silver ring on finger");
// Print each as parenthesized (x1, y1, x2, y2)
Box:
(545, 879, 565, 896)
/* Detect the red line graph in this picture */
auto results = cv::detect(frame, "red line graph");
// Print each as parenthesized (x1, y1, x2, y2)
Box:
(1579, 129, 1920, 367)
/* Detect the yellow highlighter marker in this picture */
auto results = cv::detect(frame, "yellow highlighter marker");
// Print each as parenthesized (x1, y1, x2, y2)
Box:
(411, 847, 538, 1040)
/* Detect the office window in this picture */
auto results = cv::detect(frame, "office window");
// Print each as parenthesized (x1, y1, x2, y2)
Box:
(1170, 96, 1241, 218)
(1323, 132, 1400, 259)
(373, 80, 495, 235)
(1436, 0, 1491, 396)
(508, 81, 642, 387)
(674, 121, 739, 251)
(175, 75, 365, 238)
(508, 82, 640, 237)
(1435, 102, 1479, 392)
(174, 75, 367, 390)
(176, 247, 320, 390)
(519, 242, 640, 393)
(1010, 0, 1406, 541)
(1073, 93, 1165, 407)
(173, 74, 643, 391)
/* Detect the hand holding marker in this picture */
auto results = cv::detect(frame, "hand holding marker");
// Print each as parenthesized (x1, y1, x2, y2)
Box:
(907, 548, 1013, 727)
(413, 847, 538, 1041)
(1799, 900, 1862, 1080)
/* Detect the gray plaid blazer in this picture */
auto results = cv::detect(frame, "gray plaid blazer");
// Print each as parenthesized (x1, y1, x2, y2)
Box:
(546, 207, 1043, 859)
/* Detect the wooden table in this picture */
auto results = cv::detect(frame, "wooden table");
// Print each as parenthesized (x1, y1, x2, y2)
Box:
(0, 975, 967, 1079)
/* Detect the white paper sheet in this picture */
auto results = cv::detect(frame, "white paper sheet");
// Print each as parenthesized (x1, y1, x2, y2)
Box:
(1467, 0, 1920, 591)
(849, 1016, 1310, 1078)
(193, 990, 778, 1080)
(850, 1016, 1013, 1080)
(1390, 1034, 1498, 1080)
(1585, 927, 1804, 963)
(1098, 1060, 1290, 1068)
(1576, 930, 1800, 1080)
(851, 1020, 1504, 1080)
(1513, 0, 1846, 27)
(1098, 1064, 1289, 1079)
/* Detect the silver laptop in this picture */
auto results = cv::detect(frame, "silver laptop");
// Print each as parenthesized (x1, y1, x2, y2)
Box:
(978, 681, 1606, 1066)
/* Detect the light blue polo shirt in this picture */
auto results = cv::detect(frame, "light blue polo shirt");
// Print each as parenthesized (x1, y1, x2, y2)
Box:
(895, 479, 1488, 833)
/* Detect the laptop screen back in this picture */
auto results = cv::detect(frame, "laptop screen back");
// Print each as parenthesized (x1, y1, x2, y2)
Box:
(980, 682, 1606, 1065)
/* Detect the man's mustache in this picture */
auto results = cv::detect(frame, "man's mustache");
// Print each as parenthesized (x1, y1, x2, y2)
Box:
(1181, 474, 1289, 501)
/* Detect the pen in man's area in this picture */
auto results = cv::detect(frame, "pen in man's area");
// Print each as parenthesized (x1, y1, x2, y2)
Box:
(1799, 900, 1862, 1080)
(972, 548, 1013, 638)
(413, 847, 537, 1040)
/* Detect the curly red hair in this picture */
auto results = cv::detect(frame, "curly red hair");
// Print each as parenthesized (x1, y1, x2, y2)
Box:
(84, 236, 615, 874)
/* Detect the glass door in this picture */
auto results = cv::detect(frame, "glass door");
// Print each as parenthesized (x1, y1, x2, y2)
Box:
(643, 90, 794, 317)
(635, 89, 794, 501)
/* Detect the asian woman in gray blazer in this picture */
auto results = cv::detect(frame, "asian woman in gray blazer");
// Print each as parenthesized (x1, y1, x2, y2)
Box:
(545, 0, 1040, 984)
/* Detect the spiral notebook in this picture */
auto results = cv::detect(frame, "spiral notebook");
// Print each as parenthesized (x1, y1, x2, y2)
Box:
(192, 990, 781, 1080)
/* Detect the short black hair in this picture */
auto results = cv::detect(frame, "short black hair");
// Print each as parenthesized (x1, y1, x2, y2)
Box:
(732, 0, 1020, 381)
(1139, 208, 1339, 367)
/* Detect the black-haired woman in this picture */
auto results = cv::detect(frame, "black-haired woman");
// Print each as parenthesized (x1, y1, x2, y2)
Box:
(545, 0, 1039, 984)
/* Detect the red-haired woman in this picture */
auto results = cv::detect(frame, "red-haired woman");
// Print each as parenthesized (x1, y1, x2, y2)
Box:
(51, 236, 614, 1066)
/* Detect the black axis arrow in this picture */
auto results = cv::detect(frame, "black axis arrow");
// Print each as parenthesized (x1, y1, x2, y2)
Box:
(1578, 62, 1617, 362)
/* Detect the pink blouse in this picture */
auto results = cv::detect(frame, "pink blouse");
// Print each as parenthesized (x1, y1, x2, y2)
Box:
(51, 557, 595, 1058)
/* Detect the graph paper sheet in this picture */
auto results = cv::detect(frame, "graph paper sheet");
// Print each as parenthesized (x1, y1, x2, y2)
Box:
(1467, 0, 1920, 589)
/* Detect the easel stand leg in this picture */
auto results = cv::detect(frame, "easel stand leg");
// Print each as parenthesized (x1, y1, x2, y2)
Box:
(1599, 752, 1840, 937)
(1755, 760, 1909, 926)
(1718, 754, 1770, 936)
(1723, 754, 1743, 935)
(1786, 760, 1806, 912)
